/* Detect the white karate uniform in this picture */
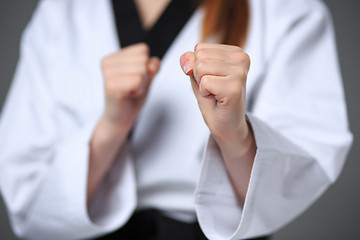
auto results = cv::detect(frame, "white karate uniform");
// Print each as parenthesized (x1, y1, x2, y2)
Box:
(0, 0, 353, 239)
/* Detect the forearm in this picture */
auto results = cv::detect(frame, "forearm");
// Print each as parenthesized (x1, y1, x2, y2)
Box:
(87, 117, 129, 204)
(214, 118, 256, 205)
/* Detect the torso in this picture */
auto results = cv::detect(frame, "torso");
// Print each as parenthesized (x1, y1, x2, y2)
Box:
(45, 0, 301, 216)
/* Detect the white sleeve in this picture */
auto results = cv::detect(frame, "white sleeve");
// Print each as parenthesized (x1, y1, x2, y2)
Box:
(194, 2, 353, 239)
(0, 2, 136, 239)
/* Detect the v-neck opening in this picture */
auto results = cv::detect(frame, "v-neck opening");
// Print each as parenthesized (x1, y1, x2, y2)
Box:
(111, 0, 199, 59)
(136, 1, 173, 33)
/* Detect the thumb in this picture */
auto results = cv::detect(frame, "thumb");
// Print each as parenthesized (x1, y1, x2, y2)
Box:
(140, 57, 160, 95)
(180, 51, 202, 100)
(180, 51, 195, 76)
(147, 56, 161, 81)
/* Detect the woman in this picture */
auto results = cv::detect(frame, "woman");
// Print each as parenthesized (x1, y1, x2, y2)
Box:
(0, 0, 352, 239)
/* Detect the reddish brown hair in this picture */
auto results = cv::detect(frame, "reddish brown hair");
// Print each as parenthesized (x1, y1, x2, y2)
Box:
(201, 0, 250, 47)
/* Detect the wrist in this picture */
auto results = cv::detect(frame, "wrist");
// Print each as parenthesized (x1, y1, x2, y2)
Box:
(92, 116, 130, 147)
(214, 117, 256, 162)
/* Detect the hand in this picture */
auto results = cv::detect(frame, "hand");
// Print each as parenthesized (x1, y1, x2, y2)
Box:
(180, 43, 251, 144)
(101, 43, 160, 136)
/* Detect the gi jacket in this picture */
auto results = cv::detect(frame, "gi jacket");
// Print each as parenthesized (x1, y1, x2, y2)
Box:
(0, 0, 353, 239)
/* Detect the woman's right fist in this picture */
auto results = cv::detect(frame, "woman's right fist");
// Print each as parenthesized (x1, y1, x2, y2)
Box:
(100, 43, 160, 135)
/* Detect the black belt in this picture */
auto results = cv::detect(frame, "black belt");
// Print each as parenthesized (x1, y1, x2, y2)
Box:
(92, 209, 270, 240)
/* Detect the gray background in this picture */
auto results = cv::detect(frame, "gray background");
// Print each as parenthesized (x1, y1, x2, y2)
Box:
(0, 0, 359, 239)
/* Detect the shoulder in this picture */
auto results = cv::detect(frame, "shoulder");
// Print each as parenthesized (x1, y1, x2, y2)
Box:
(252, 0, 331, 32)
(257, 0, 329, 16)
(23, 0, 67, 45)
(248, 0, 332, 55)
(25, 0, 108, 40)
(23, 0, 115, 57)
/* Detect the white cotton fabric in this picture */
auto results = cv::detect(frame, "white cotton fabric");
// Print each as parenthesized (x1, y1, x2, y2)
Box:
(0, 0, 353, 239)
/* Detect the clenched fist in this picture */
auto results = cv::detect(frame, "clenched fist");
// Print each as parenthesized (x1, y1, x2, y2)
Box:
(101, 43, 160, 135)
(180, 43, 255, 202)
(180, 43, 250, 144)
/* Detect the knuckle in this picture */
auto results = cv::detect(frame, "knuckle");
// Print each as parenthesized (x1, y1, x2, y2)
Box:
(199, 77, 209, 96)
(195, 49, 206, 60)
(231, 51, 242, 62)
(231, 45, 243, 52)
(232, 53, 243, 64)
(196, 62, 206, 75)
(232, 51, 250, 66)
(242, 52, 251, 67)
(200, 75, 208, 87)
(234, 67, 248, 81)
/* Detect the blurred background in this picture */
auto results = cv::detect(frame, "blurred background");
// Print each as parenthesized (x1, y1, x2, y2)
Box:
(0, 0, 359, 239)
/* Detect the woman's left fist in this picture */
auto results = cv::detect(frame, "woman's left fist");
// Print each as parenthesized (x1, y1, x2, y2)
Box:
(180, 43, 251, 143)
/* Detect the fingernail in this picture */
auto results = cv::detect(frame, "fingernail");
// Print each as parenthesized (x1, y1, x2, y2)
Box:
(183, 62, 192, 75)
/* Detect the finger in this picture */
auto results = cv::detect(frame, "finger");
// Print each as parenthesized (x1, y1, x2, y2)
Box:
(101, 51, 149, 72)
(121, 42, 150, 55)
(190, 74, 217, 114)
(199, 75, 244, 105)
(198, 75, 225, 97)
(189, 75, 200, 98)
(105, 54, 149, 66)
(147, 57, 161, 84)
(180, 54, 204, 100)
(148, 57, 161, 76)
(106, 75, 146, 98)
(193, 59, 231, 83)
(180, 51, 195, 75)
(195, 48, 231, 63)
(195, 43, 242, 53)
(198, 75, 231, 99)
(104, 64, 148, 76)
(103, 43, 150, 66)
(195, 48, 250, 70)
(105, 43, 149, 62)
